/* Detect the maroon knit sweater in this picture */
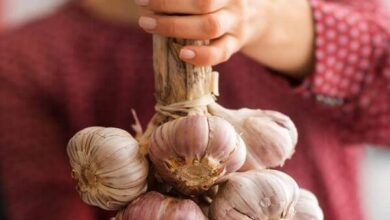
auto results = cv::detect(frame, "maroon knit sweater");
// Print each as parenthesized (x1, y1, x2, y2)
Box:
(0, 1, 389, 220)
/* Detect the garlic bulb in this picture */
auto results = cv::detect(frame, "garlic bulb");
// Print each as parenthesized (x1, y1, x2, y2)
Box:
(67, 127, 149, 210)
(293, 189, 324, 220)
(115, 191, 207, 220)
(208, 103, 297, 170)
(209, 170, 299, 220)
(148, 114, 247, 195)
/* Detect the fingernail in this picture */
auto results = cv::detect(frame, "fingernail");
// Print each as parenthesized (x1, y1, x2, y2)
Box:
(134, 0, 149, 6)
(180, 49, 196, 59)
(139, 17, 157, 30)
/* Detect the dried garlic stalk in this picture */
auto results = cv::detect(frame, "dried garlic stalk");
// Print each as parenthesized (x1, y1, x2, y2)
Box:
(142, 36, 245, 194)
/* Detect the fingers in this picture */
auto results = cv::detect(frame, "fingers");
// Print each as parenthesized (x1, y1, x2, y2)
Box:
(138, 10, 235, 40)
(135, 0, 243, 66)
(179, 34, 241, 66)
(135, 0, 229, 14)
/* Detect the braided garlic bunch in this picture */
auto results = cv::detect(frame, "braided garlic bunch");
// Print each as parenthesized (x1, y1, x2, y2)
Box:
(66, 104, 323, 219)
(66, 36, 323, 219)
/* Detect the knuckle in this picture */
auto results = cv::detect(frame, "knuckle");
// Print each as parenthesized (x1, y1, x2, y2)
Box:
(205, 15, 223, 38)
(221, 49, 231, 62)
(197, 0, 215, 13)
(220, 46, 231, 62)
(199, 48, 215, 65)
(236, 0, 248, 13)
(166, 19, 178, 36)
(231, 0, 248, 13)
(203, 55, 216, 65)
(207, 47, 221, 64)
(154, 0, 169, 12)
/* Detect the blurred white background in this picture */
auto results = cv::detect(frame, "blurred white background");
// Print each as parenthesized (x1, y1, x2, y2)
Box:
(1, 0, 67, 27)
(362, 148, 390, 219)
(1, 0, 389, 219)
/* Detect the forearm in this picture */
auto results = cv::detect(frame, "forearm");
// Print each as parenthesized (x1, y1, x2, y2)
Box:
(241, 0, 315, 78)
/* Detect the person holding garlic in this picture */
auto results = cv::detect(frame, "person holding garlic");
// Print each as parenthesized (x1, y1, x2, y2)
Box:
(0, 0, 389, 219)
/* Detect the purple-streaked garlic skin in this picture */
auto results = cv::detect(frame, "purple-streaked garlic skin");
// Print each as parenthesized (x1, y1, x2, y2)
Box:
(115, 191, 207, 220)
(148, 114, 246, 195)
(209, 170, 299, 220)
(240, 113, 296, 170)
(67, 127, 149, 210)
(225, 136, 247, 173)
(262, 110, 298, 146)
(293, 189, 324, 220)
(208, 103, 297, 170)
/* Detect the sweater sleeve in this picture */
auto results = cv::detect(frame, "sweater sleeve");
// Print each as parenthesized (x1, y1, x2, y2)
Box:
(299, 0, 390, 146)
(0, 41, 96, 220)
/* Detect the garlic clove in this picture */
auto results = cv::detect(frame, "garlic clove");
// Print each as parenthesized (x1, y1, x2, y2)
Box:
(170, 114, 210, 161)
(209, 169, 300, 220)
(67, 127, 149, 210)
(293, 189, 324, 220)
(148, 114, 246, 195)
(241, 115, 296, 170)
(262, 110, 298, 146)
(223, 208, 253, 220)
(115, 191, 207, 220)
(225, 136, 247, 173)
(208, 103, 297, 170)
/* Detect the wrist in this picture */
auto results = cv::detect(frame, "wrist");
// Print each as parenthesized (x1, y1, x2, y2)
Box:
(241, 0, 314, 79)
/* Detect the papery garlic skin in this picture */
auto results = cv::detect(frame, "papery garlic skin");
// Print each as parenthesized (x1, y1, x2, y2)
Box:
(208, 103, 297, 169)
(293, 189, 324, 220)
(210, 170, 299, 220)
(67, 127, 148, 210)
(149, 115, 246, 195)
(115, 191, 207, 220)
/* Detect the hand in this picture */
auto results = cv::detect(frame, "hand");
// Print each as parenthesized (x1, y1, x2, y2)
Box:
(135, 0, 270, 65)
(136, 0, 314, 77)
